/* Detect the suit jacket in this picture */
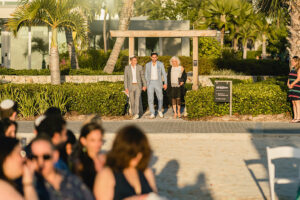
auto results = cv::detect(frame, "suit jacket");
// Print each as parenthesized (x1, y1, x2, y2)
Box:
(124, 64, 146, 91)
(145, 61, 167, 87)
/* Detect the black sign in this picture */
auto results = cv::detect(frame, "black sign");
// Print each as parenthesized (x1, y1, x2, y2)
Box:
(193, 60, 198, 66)
(214, 81, 230, 102)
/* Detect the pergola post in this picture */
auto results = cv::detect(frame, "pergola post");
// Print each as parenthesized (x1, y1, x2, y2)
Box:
(192, 36, 199, 90)
(129, 37, 134, 63)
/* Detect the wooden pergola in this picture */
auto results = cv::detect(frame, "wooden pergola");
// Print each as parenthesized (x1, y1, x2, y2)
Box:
(110, 30, 217, 90)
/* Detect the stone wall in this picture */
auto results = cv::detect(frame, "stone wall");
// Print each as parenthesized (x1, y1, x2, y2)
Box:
(0, 75, 271, 85)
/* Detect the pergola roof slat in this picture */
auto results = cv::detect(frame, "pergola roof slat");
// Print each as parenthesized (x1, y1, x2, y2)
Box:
(110, 30, 217, 38)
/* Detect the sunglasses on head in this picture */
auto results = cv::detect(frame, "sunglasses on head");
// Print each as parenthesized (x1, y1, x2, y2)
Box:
(29, 154, 52, 161)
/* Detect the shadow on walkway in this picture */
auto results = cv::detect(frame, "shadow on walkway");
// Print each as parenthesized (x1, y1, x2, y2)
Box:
(151, 158, 214, 200)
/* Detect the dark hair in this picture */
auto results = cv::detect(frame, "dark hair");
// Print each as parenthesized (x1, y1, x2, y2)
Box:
(151, 52, 158, 57)
(130, 56, 138, 61)
(0, 137, 19, 184)
(44, 107, 62, 118)
(106, 125, 151, 172)
(70, 123, 104, 190)
(36, 115, 66, 139)
(0, 102, 18, 120)
(66, 130, 76, 145)
(2, 118, 18, 137)
(0, 121, 5, 137)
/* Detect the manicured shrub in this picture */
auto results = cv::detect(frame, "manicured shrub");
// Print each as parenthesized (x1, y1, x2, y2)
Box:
(185, 83, 291, 119)
(0, 83, 127, 117)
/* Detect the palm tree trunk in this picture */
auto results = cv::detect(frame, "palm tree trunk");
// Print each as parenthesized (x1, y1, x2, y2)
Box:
(107, 14, 111, 49)
(262, 34, 267, 59)
(103, 0, 135, 74)
(50, 27, 61, 85)
(288, 1, 300, 69)
(243, 41, 247, 59)
(65, 27, 79, 69)
(103, 8, 108, 53)
(233, 37, 238, 51)
(220, 27, 225, 48)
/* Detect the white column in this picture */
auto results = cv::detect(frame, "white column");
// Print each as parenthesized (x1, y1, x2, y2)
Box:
(159, 37, 163, 56)
(181, 38, 190, 56)
(28, 26, 32, 69)
(138, 37, 146, 56)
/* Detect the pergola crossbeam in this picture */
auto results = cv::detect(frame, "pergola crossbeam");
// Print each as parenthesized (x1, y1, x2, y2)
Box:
(110, 30, 217, 38)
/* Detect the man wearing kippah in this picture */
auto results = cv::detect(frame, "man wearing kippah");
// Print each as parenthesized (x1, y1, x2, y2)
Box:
(0, 99, 18, 121)
(145, 53, 167, 119)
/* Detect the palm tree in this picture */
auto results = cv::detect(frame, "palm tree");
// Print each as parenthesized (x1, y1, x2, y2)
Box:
(204, 0, 239, 48)
(237, 22, 257, 59)
(228, 0, 253, 51)
(257, 0, 298, 65)
(254, 14, 271, 59)
(103, 0, 135, 74)
(8, 0, 88, 84)
(24, 37, 48, 69)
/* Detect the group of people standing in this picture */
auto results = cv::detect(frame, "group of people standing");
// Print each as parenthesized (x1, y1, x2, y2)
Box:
(0, 100, 164, 200)
(124, 53, 187, 120)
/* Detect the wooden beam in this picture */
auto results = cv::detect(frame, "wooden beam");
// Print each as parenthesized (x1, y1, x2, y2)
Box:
(110, 30, 217, 38)
(129, 37, 134, 63)
(192, 36, 199, 90)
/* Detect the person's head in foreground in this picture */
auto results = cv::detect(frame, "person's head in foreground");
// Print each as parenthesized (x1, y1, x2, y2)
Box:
(94, 125, 157, 200)
(29, 136, 59, 177)
(36, 115, 67, 146)
(106, 125, 151, 172)
(0, 99, 18, 121)
(2, 118, 18, 138)
(30, 135, 94, 200)
(0, 137, 37, 199)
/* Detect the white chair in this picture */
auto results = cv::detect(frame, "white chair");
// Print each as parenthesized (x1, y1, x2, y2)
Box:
(266, 146, 300, 200)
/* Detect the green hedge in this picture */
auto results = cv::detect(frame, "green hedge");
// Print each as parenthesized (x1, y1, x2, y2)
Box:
(0, 83, 127, 117)
(185, 83, 290, 119)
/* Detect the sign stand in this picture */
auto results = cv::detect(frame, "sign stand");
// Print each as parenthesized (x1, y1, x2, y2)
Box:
(214, 81, 232, 116)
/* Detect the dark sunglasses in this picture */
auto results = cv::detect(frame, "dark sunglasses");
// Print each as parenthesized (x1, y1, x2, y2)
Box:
(29, 154, 52, 161)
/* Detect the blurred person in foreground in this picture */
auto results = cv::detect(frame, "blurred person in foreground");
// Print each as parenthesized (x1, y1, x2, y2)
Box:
(288, 56, 300, 122)
(71, 122, 105, 191)
(0, 99, 18, 121)
(30, 136, 94, 200)
(2, 118, 18, 138)
(94, 125, 157, 200)
(0, 137, 38, 200)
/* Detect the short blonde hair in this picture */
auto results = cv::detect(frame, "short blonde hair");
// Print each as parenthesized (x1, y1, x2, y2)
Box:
(170, 56, 181, 66)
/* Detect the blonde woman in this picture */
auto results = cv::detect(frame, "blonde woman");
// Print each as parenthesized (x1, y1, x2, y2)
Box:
(288, 56, 300, 122)
(167, 56, 187, 118)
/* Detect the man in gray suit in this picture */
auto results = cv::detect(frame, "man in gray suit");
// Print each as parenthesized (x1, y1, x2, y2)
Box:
(145, 52, 167, 119)
(124, 56, 147, 119)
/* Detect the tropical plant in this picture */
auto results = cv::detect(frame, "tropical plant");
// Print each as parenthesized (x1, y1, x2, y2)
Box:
(24, 37, 48, 69)
(204, 0, 239, 48)
(254, 14, 271, 58)
(103, 0, 135, 74)
(7, 0, 88, 84)
(237, 22, 257, 59)
(256, 0, 298, 65)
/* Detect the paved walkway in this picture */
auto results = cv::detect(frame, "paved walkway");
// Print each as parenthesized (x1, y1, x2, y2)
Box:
(18, 119, 300, 135)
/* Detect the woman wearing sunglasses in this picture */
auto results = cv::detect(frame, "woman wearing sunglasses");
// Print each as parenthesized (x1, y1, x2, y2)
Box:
(30, 135, 94, 200)
(71, 122, 105, 192)
(0, 137, 38, 200)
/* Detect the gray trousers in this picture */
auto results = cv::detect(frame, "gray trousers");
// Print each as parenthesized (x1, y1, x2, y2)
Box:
(129, 84, 141, 116)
